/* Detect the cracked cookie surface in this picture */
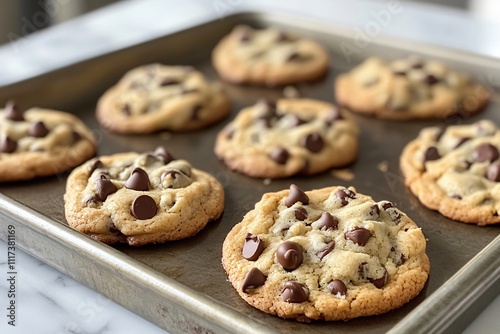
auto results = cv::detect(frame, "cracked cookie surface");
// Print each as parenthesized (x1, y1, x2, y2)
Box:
(222, 184, 429, 321)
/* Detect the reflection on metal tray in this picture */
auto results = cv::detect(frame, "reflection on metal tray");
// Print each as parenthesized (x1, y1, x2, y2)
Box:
(0, 12, 499, 334)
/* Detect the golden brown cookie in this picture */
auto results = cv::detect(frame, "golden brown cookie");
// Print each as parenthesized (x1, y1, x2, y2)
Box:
(222, 184, 430, 321)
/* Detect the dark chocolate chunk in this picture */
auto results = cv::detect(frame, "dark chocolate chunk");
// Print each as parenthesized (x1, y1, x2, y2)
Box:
(154, 146, 175, 164)
(242, 233, 264, 261)
(125, 168, 150, 191)
(276, 241, 303, 271)
(423, 146, 441, 163)
(191, 105, 202, 120)
(241, 268, 266, 293)
(3, 100, 24, 121)
(358, 262, 368, 279)
(28, 121, 49, 138)
(289, 114, 307, 127)
(300, 133, 324, 153)
(285, 184, 309, 207)
(131, 195, 157, 220)
(269, 147, 289, 165)
(369, 204, 380, 218)
(381, 202, 393, 210)
(325, 107, 343, 125)
(96, 178, 117, 201)
(317, 241, 335, 260)
(451, 194, 463, 200)
(486, 162, 500, 182)
(345, 228, 372, 246)
(281, 281, 308, 303)
(369, 270, 387, 289)
(336, 188, 355, 206)
(160, 78, 180, 86)
(472, 143, 499, 163)
(328, 279, 347, 296)
(316, 212, 338, 231)
(89, 159, 103, 175)
(423, 74, 439, 85)
(294, 207, 308, 221)
(0, 136, 17, 153)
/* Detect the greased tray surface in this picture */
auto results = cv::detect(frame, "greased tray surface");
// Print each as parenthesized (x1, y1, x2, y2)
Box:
(0, 13, 499, 334)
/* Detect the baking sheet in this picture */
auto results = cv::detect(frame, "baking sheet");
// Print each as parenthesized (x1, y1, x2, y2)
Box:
(0, 12, 499, 334)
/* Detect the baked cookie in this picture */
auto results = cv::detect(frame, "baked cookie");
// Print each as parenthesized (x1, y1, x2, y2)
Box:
(401, 120, 500, 225)
(212, 25, 329, 86)
(0, 100, 96, 182)
(96, 64, 230, 133)
(335, 56, 490, 120)
(222, 184, 430, 321)
(214, 98, 359, 178)
(64, 147, 224, 246)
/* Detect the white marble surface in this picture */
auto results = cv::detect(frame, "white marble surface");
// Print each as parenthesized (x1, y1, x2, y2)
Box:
(0, 0, 499, 333)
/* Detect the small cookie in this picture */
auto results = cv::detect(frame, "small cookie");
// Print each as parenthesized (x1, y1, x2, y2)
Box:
(401, 120, 500, 225)
(222, 184, 430, 321)
(214, 98, 359, 178)
(96, 64, 230, 133)
(212, 25, 329, 86)
(335, 56, 490, 120)
(64, 147, 224, 246)
(0, 101, 96, 182)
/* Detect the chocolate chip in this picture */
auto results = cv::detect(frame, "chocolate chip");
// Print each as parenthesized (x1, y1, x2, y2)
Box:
(242, 233, 264, 261)
(154, 146, 175, 164)
(269, 147, 289, 165)
(393, 71, 406, 76)
(412, 63, 423, 69)
(423, 74, 439, 85)
(241, 268, 266, 293)
(131, 195, 157, 220)
(325, 108, 343, 125)
(96, 178, 117, 201)
(369, 204, 380, 218)
(345, 228, 372, 246)
(281, 281, 308, 303)
(336, 188, 355, 206)
(122, 104, 131, 116)
(423, 146, 441, 163)
(328, 279, 347, 296)
(276, 241, 303, 271)
(381, 202, 393, 210)
(276, 31, 291, 42)
(358, 262, 368, 279)
(3, 100, 24, 121)
(317, 241, 335, 260)
(125, 168, 150, 191)
(369, 270, 387, 289)
(294, 207, 308, 221)
(0, 136, 17, 153)
(472, 143, 499, 163)
(28, 121, 49, 138)
(289, 115, 307, 127)
(300, 133, 324, 153)
(160, 78, 180, 86)
(451, 194, 463, 200)
(316, 212, 338, 231)
(191, 105, 202, 120)
(89, 159, 103, 175)
(285, 184, 309, 207)
(486, 162, 500, 182)
(256, 98, 277, 115)
(454, 137, 470, 149)
(72, 130, 82, 143)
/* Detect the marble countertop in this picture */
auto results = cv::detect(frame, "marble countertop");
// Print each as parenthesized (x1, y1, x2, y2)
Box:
(0, 0, 499, 333)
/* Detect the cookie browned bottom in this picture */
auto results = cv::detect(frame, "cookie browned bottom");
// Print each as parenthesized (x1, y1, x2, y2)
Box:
(222, 185, 430, 321)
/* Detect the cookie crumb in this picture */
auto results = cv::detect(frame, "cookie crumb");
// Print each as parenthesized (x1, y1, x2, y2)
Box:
(263, 178, 272, 185)
(331, 169, 354, 181)
(378, 161, 389, 172)
(283, 86, 300, 98)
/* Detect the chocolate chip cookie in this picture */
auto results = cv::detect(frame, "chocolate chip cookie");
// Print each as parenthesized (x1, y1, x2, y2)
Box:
(212, 25, 329, 86)
(335, 56, 490, 120)
(64, 147, 224, 246)
(401, 120, 500, 225)
(0, 100, 97, 182)
(222, 184, 430, 321)
(96, 64, 230, 133)
(214, 98, 359, 179)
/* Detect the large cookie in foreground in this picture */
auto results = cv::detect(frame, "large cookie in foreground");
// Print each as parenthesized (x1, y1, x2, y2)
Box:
(214, 98, 359, 179)
(64, 147, 224, 246)
(222, 184, 430, 321)
(212, 25, 329, 86)
(335, 56, 490, 120)
(0, 101, 96, 182)
(96, 64, 230, 133)
(401, 119, 500, 225)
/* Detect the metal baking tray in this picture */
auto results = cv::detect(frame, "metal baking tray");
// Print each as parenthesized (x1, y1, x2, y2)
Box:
(0, 12, 499, 334)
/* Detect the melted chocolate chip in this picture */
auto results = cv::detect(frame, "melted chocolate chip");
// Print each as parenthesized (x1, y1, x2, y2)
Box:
(328, 279, 347, 296)
(472, 143, 499, 163)
(28, 120, 50, 138)
(276, 241, 303, 271)
(369, 270, 387, 289)
(242, 233, 264, 261)
(0, 136, 17, 153)
(89, 159, 103, 175)
(486, 162, 500, 182)
(241, 268, 266, 293)
(301, 133, 324, 153)
(96, 178, 117, 201)
(160, 78, 180, 86)
(131, 195, 157, 220)
(369, 204, 380, 218)
(294, 207, 308, 221)
(285, 184, 309, 207)
(336, 188, 355, 206)
(454, 137, 470, 149)
(281, 281, 308, 303)
(317, 241, 335, 260)
(423, 146, 441, 163)
(345, 228, 372, 246)
(4, 100, 24, 121)
(316, 212, 338, 231)
(381, 202, 393, 210)
(125, 168, 150, 191)
(423, 74, 439, 85)
(154, 146, 175, 164)
(269, 147, 289, 165)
